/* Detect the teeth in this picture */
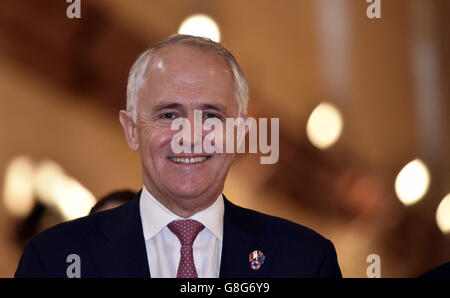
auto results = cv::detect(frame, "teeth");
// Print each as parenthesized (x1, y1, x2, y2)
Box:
(170, 157, 208, 164)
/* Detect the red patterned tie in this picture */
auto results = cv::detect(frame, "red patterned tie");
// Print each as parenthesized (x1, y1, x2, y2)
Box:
(167, 219, 205, 278)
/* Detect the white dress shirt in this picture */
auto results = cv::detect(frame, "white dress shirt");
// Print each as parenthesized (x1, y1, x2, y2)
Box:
(139, 186, 224, 278)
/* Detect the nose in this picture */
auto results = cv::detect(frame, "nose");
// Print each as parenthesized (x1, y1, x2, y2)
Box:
(179, 110, 205, 153)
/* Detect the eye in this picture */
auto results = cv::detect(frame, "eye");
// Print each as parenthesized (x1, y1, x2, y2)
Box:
(161, 112, 176, 119)
(204, 113, 220, 119)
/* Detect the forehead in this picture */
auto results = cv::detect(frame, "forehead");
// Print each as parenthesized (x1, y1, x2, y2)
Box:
(151, 44, 230, 74)
(139, 45, 237, 111)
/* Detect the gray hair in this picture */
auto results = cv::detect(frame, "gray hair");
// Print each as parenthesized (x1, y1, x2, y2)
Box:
(126, 34, 249, 122)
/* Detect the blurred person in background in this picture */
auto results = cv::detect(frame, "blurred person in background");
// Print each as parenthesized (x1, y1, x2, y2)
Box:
(15, 35, 341, 278)
(89, 190, 136, 214)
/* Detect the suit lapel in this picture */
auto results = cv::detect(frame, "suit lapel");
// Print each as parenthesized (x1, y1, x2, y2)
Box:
(219, 197, 273, 277)
(89, 191, 151, 277)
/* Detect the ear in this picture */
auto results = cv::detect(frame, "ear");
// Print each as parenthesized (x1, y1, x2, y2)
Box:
(119, 110, 139, 151)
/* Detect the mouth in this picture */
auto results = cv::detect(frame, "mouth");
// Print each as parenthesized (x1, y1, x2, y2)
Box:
(168, 156, 212, 165)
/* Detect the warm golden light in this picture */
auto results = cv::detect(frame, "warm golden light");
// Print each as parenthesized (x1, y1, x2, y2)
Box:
(395, 159, 430, 205)
(306, 102, 343, 149)
(2, 156, 35, 218)
(33, 159, 96, 220)
(55, 178, 96, 221)
(436, 193, 450, 234)
(33, 160, 66, 206)
(178, 14, 221, 42)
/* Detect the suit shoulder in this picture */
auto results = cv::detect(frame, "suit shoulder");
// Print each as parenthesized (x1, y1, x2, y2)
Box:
(225, 201, 341, 277)
(30, 202, 127, 248)
(228, 201, 331, 245)
(16, 199, 138, 277)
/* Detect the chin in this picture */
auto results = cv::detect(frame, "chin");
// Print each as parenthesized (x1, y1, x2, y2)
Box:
(167, 181, 212, 200)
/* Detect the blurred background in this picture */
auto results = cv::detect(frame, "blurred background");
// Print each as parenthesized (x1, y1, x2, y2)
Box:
(0, 0, 449, 277)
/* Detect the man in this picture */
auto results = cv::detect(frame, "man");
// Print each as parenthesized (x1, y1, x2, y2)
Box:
(15, 35, 341, 278)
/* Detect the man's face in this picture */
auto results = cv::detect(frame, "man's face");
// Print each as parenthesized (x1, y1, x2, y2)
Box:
(132, 45, 239, 205)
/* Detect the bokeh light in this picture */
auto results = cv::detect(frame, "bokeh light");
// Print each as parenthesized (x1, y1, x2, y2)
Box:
(33, 159, 66, 206)
(178, 14, 221, 42)
(55, 177, 96, 221)
(306, 102, 343, 150)
(2, 156, 35, 218)
(436, 193, 450, 234)
(33, 159, 96, 220)
(395, 159, 430, 205)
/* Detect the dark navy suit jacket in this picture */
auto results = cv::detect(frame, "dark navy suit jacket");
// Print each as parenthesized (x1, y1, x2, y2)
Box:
(15, 192, 342, 278)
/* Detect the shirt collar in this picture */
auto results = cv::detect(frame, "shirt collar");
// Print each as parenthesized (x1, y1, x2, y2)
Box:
(139, 186, 224, 241)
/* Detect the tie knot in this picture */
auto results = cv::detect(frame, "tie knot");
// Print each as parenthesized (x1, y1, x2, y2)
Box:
(167, 219, 205, 246)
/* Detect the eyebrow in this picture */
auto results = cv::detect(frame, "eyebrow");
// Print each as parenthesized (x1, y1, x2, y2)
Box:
(201, 103, 227, 114)
(152, 103, 228, 114)
(152, 103, 183, 112)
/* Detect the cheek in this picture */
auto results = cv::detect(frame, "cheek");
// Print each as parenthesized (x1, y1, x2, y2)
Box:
(215, 153, 235, 170)
(138, 125, 175, 155)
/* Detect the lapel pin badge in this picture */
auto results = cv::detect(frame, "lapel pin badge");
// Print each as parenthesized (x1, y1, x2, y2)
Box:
(249, 250, 265, 271)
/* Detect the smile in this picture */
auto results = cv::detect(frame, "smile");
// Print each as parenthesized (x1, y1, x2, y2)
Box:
(168, 156, 210, 164)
